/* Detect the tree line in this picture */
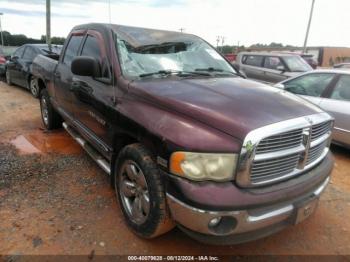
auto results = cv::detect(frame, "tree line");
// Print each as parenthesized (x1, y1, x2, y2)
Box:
(1, 31, 66, 46)
(218, 42, 298, 54)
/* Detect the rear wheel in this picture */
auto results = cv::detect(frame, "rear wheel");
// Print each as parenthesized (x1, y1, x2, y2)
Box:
(30, 76, 40, 98)
(115, 144, 175, 238)
(5, 70, 12, 85)
(40, 89, 62, 130)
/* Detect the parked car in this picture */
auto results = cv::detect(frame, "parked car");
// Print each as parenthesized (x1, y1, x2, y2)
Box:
(33, 23, 333, 245)
(235, 52, 313, 84)
(5, 44, 62, 97)
(275, 69, 350, 148)
(333, 63, 350, 69)
(0, 47, 10, 76)
(300, 54, 318, 69)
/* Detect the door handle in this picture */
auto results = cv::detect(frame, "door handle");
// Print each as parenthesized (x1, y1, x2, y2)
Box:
(54, 72, 61, 78)
(70, 81, 80, 91)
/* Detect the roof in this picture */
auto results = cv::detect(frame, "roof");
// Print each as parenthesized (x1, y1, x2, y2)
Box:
(238, 51, 300, 57)
(72, 23, 198, 48)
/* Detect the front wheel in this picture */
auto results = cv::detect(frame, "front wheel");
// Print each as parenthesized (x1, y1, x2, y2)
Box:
(40, 89, 62, 130)
(115, 144, 175, 238)
(5, 70, 12, 85)
(30, 76, 40, 98)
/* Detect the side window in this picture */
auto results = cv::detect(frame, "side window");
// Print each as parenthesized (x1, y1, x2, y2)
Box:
(22, 47, 36, 60)
(264, 56, 284, 70)
(13, 47, 25, 58)
(63, 35, 84, 66)
(284, 73, 335, 97)
(243, 55, 263, 67)
(330, 75, 350, 101)
(81, 35, 110, 79)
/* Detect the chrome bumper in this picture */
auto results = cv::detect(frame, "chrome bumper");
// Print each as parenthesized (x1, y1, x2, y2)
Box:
(167, 177, 329, 236)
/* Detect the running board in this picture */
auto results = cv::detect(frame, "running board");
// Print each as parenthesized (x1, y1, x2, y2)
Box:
(62, 122, 111, 175)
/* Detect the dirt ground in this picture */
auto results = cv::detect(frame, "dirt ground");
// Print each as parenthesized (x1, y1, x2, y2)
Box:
(0, 81, 349, 257)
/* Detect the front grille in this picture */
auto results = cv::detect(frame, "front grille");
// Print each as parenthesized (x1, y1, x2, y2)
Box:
(244, 116, 333, 187)
(255, 129, 303, 154)
(251, 153, 300, 184)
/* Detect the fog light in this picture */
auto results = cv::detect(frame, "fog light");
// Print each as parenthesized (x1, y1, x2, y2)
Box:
(208, 217, 222, 227)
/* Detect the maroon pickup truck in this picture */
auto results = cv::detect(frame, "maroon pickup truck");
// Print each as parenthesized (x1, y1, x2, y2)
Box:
(32, 23, 334, 245)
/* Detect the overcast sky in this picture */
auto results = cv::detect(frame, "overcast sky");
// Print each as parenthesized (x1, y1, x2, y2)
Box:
(0, 0, 349, 47)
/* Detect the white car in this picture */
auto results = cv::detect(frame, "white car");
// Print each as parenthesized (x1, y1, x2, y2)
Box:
(275, 69, 350, 148)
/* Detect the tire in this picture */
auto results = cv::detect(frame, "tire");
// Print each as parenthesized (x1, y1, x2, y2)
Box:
(5, 70, 12, 85)
(29, 76, 40, 98)
(40, 89, 62, 130)
(115, 143, 175, 238)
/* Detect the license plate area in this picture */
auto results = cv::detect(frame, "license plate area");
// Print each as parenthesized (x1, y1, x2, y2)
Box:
(293, 197, 319, 225)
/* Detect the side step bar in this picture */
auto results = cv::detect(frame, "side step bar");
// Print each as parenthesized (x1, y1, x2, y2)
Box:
(62, 122, 111, 175)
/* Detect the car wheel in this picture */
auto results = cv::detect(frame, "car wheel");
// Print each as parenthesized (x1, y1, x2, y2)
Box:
(6, 70, 12, 85)
(115, 143, 175, 238)
(40, 89, 62, 130)
(30, 77, 40, 98)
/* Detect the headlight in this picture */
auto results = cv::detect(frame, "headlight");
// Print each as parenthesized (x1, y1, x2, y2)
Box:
(169, 152, 238, 181)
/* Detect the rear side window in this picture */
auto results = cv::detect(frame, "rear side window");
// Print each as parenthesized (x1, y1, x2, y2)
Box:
(263, 56, 284, 70)
(243, 55, 263, 67)
(330, 75, 350, 101)
(284, 73, 335, 97)
(63, 35, 84, 66)
(81, 35, 110, 79)
(23, 47, 37, 60)
(13, 47, 25, 58)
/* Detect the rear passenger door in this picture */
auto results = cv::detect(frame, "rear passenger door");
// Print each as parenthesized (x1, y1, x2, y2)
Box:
(319, 74, 350, 145)
(55, 32, 84, 119)
(240, 55, 265, 81)
(71, 30, 114, 154)
(19, 46, 37, 87)
(262, 56, 288, 83)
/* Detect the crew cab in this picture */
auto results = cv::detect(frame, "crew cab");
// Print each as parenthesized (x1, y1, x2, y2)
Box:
(32, 23, 334, 245)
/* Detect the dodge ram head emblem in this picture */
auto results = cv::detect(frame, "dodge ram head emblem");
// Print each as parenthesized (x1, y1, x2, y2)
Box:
(305, 116, 313, 125)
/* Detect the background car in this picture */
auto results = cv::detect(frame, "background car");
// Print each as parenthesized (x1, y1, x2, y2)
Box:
(0, 47, 11, 76)
(333, 63, 350, 69)
(235, 52, 313, 84)
(275, 69, 350, 148)
(5, 44, 62, 97)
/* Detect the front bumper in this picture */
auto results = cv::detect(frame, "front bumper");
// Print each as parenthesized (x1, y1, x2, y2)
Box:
(165, 153, 333, 245)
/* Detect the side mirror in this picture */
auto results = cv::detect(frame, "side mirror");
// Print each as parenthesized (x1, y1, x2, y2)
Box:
(276, 65, 286, 72)
(71, 56, 101, 78)
(274, 83, 285, 89)
(11, 55, 19, 61)
(232, 63, 246, 78)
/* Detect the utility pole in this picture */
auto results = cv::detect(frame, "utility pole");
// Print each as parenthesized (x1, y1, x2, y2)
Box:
(303, 0, 315, 53)
(179, 28, 185, 33)
(0, 13, 4, 47)
(216, 36, 220, 50)
(46, 0, 51, 48)
(108, 0, 111, 23)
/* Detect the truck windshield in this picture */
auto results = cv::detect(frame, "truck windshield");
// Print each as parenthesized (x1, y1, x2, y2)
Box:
(115, 34, 236, 79)
(283, 56, 312, 72)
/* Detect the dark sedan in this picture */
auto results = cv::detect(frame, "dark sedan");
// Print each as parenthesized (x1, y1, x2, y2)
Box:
(5, 44, 62, 97)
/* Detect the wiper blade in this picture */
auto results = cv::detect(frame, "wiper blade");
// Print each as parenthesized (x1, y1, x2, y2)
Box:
(139, 70, 210, 78)
(195, 67, 236, 75)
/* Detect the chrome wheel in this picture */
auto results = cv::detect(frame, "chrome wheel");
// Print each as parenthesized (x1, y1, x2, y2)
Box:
(6, 70, 11, 85)
(41, 96, 49, 126)
(118, 160, 150, 225)
(30, 78, 39, 97)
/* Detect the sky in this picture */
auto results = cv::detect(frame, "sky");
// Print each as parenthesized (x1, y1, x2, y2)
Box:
(0, 0, 349, 47)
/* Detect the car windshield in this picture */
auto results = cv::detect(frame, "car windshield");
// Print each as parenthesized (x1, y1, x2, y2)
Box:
(283, 56, 312, 72)
(115, 30, 236, 79)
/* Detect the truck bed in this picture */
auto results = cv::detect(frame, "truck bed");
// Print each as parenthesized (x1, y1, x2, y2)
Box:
(32, 54, 59, 83)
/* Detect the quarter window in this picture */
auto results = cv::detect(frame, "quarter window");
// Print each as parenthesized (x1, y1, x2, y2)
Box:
(284, 73, 335, 97)
(243, 55, 263, 67)
(330, 75, 350, 101)
(63, 35, 84, 66)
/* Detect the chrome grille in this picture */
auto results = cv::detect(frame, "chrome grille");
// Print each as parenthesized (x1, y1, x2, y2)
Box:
(255, 129, 303, 154)
(311, 121, 332, 140)
(251, 153, 300, 184)
(237, 113, 333, 187)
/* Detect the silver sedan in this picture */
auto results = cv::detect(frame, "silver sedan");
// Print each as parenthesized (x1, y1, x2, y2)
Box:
(275, 69, 350, 148)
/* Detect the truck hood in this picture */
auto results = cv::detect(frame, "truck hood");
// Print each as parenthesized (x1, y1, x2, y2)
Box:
(129, 77, 322, 141)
